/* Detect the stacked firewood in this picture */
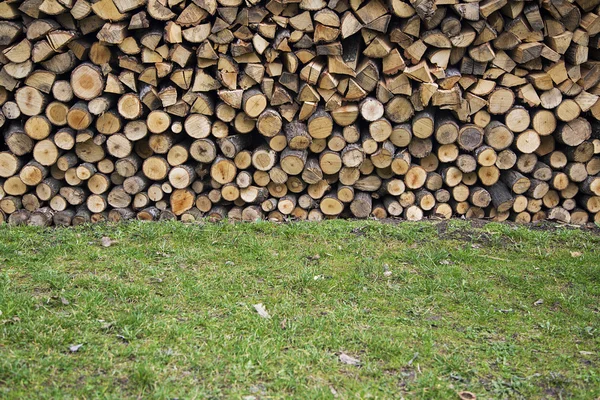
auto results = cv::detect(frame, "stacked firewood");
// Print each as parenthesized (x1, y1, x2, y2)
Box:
(0, 0, 600, 226)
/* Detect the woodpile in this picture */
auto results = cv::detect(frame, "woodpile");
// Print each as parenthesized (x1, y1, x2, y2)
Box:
(1, 0, 600, 226)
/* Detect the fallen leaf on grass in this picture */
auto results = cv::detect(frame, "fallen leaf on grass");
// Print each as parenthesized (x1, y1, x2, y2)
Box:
(101, 237, 112, 247)
(100, 321, 114, 331)
(116, 334, 129, 343)
(2, 316, 20, 324)
(339, 353, 361, 366)
(253, 303, 270, 319)
(69, 344, 83, 353)
(534, 299, 543, 306)
(383, 264, 392, 277)
(450, 373, 466, 382)
(458, 391, 476, 400)
(407, 352, 419, 366)
(571, 251, 582, 257)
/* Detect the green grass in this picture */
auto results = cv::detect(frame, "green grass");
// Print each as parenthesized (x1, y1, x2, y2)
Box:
(0, 220, 599, 399)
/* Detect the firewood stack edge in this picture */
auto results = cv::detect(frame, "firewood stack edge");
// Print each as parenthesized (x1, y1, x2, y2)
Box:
(1, 0, 600, 225)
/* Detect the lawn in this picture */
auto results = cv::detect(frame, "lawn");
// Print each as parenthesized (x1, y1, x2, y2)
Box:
(0, 220, 599, 399)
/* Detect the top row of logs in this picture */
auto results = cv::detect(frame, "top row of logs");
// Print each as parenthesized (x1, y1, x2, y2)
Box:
(1, 0, 600, 225)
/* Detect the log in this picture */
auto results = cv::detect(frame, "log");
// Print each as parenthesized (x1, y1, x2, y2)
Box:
(16, 86, 47, 116)
(350, 192, 372, 218)
(488, 182, 515, 213)
(484, 121, 514, 151)
(0, 0, 597, 225)
(218, 135, 252, 158)
(71, 63, 104, 100)
(458, 125, 484, 151)
(320, 194, 344, 216)
(29, 207, 53, 227)
(281, 149, 308, 175)
(501, 171, 531, 194)
(285, 121, 312, 150)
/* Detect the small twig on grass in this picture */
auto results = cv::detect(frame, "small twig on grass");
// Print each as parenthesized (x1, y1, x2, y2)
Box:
(477, 254, 510, 262)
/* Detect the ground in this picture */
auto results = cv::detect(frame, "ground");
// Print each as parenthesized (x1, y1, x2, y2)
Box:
(0, 220, 599, 399)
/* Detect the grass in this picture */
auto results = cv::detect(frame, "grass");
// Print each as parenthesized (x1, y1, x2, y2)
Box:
(0, 219, 599, 399)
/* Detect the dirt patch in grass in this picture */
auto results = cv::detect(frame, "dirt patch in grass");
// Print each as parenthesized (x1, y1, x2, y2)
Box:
(434, 220, 494, 246)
